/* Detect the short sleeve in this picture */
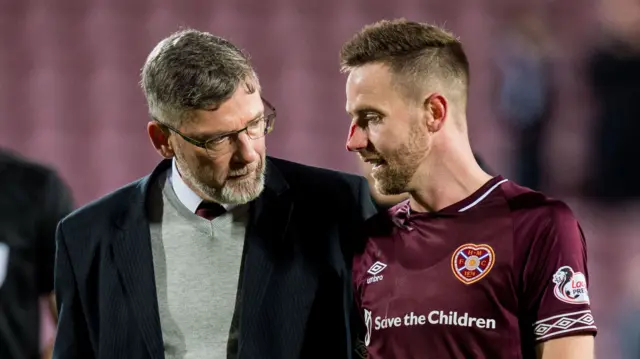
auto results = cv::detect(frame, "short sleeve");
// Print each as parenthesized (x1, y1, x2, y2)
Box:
(520, 204, 597, 343)
(37, 171, 74, 294)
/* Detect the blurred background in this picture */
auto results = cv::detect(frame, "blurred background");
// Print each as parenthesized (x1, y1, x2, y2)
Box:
(0, 0, 639, 358)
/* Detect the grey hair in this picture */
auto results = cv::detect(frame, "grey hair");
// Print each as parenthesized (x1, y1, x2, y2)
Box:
(140, 29, 259, 127)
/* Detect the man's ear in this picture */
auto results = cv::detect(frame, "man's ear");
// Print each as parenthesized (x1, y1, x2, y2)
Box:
(423, 93, 447, 133)
(147, 121, 174, 158)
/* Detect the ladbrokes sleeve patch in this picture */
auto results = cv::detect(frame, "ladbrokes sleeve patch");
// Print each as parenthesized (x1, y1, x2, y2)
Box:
(552, 265, 590, 305)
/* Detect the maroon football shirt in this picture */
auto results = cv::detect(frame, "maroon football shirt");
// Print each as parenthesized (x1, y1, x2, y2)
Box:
(353, 176, 596, 359)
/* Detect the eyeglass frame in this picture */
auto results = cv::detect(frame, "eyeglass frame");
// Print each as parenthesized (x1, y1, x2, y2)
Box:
(155, 97, 276, 156)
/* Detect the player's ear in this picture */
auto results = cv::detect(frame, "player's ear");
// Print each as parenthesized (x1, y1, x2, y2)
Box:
(147, 121, 175, 159)
(423, 93, 447, 133)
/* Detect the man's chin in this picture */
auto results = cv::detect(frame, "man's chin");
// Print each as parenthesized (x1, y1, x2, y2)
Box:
(219, 178, 265, 204)
(377, 188, 406, 197)
(374, 177, 408, 196)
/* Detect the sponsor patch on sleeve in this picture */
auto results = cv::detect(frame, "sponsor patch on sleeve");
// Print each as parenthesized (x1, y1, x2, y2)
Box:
(552, 265, 590, 305)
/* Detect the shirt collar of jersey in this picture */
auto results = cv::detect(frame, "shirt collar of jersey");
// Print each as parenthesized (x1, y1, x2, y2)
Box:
(170, 158, 237, 213)
(389, 176, 508, 225)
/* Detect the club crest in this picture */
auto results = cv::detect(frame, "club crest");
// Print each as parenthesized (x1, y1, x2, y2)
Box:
(451, 243, 495, 284)
(552, 265, 590, 305)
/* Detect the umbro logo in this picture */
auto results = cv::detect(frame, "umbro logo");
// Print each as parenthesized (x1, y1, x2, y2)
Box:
(367, 261, 387, 275)
(366, 261, 387, 284)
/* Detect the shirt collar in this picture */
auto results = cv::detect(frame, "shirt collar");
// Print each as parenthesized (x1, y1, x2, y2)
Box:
(389, 176, 508, 226)
(170, 158, 237, 213)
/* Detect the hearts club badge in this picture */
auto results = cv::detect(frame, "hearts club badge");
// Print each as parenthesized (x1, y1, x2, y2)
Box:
(451, 243, 495, 284)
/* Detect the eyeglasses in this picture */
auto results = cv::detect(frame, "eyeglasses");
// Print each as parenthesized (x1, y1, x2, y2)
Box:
(158, 97, 276, 157)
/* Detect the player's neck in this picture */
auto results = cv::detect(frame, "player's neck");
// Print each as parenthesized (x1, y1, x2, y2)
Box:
(408, 143, 492, 213)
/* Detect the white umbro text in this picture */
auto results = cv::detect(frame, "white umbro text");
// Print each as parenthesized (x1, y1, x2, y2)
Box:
(366, 261, 387, 284)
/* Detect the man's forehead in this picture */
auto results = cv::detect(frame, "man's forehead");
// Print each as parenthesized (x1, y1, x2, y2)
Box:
(348, 64, 393, 90)
(208, 89, 262, 117)
(346, 65, 394, 113)
(345, 95, 384, 115)
(192, 90, 263, 132)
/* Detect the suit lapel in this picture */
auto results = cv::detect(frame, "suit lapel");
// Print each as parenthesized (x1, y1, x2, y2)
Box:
(109, 158, 296, 358)
(239, 158, 293, 354)
(112, 161, 170, 359)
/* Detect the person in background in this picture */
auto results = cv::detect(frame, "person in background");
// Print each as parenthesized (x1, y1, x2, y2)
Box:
(52, 29, 376, 359)
(617, 254, 640, 359)
(494, 13, 554, 191)
(0, 149, 74, 359)
(587, 0, 640, 203)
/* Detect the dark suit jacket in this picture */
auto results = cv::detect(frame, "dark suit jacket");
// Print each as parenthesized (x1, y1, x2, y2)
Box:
(53, 156, 377, 359)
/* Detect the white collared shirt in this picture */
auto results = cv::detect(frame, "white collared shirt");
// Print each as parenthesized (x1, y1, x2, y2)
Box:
(170, 158, 235, 212)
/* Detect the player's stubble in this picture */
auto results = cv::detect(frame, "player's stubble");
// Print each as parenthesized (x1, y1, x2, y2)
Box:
(370, 119, 428, 196)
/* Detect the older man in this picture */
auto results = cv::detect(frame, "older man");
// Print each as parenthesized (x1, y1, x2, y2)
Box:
(53, 29, 376, 359)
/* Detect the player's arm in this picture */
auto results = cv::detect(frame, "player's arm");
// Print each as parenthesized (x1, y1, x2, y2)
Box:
(535, 334, 594, 359)
(520, 203, 597, 357)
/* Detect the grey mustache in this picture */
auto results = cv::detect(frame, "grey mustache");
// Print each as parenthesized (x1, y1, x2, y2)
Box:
(228, 167, 256, 176)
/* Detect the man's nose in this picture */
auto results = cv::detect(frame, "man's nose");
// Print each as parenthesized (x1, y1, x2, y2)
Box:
(346, 123, 368, 152)
(232, 132, 258, 164)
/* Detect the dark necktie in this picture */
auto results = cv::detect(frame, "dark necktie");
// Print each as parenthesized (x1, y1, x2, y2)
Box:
(195, 201, 226, 220)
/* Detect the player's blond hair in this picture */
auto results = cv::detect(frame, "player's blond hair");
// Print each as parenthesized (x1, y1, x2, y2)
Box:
(340, 19, 469, 109)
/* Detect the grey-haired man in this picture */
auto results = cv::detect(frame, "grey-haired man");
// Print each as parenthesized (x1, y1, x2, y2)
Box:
(53, 29, 376, 359)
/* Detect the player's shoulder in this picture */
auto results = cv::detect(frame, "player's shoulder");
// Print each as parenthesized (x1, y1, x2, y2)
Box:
(354, 206, 397, 279)
(501, 180, 578, 226)
(500, 181, 583, 254)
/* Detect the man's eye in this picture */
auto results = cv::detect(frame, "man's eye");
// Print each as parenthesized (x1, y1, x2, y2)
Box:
(365, 114, 382, 123)
(208, 136, 226, 145)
